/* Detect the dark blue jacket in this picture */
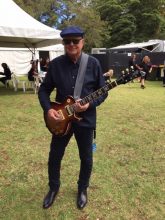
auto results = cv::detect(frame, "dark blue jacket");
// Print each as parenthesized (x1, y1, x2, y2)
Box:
(38, 54, 108, 128)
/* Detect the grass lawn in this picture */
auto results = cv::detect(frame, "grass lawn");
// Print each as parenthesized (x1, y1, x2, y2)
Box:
(0, 80, 165, 220)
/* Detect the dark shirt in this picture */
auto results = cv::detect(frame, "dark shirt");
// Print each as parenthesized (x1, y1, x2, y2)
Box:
(140, 62, 152, 74)
(38, 54, 108, 128)
(28, 67, 36, 81)
(3, 67, 11, 80)
(41, 66, 48, 72)
(128, 58, 139, 71)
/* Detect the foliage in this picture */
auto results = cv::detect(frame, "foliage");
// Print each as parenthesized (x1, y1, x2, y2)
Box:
(57, 0, 109, 52)
(108, 14, 136, 47)
(93, 0, 165, 47)
(14, 0, 165, 50)
(14, 0, 59, 26)
(159, 20, 165, 39)
(14, 0, 109, 52)
(128, 0, 162, 42)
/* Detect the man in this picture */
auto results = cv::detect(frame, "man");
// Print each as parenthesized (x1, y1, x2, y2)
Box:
(38, 26, 107, 210)
(139, 55, 152, 89)
(128, 53, 141, 83)
(162, 60, 165, 87)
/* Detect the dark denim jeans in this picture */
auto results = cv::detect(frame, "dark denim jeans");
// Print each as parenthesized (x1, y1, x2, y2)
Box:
(48, 123, 94, 191)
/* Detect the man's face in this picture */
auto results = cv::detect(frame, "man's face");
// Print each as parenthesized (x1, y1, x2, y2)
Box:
(62, 37, 84, 57)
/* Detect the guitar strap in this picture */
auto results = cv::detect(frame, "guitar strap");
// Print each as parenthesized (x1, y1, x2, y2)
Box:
(73, 53, 96, 149)
(73, 52, 89, 100)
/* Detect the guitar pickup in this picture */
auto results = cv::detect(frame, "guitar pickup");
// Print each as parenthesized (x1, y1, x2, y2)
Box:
(65, 105, 73, 116)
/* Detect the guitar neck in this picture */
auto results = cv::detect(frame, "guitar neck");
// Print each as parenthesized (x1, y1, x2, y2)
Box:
(79, 78, 122, 106)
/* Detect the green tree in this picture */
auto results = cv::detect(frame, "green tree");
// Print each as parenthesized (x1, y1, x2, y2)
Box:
(14, 0, 108, 52)
(92, 0, 137, 47)
(154, 0, 165, 39)
(14, 0, 165, 49)
(110, 15, 136, 47)
(128, 0, 162, 41)
(58, 0, 109, 52)
(93, 0, 165, 47)
(14, 0, 58, 26)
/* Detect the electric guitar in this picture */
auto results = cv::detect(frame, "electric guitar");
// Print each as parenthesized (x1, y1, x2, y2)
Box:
(44, 69, 141, 136)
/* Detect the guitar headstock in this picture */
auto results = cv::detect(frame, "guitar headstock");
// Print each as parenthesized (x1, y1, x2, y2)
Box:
(117, 68, 141, 85)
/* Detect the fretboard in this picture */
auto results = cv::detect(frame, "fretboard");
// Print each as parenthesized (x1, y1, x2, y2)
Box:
(68, 69, 139, 113)
(68, 80, 119, 114)
(79, 80, 118, 106)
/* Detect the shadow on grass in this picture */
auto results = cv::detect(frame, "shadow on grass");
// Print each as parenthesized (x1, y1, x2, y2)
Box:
(0, 86, 36, 96)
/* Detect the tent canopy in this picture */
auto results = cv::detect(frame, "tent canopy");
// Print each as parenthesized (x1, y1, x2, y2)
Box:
(109, 40, 165, 53)
(0, 0, 63, 75)
(0, 0, 62, 48)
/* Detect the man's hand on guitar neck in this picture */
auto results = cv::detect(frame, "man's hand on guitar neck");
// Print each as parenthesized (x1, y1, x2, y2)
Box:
(47, 109, 63, 121)
(74, 100, 89, 113)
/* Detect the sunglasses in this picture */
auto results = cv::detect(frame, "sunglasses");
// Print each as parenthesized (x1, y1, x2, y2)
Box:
(63, 39, 82, 45)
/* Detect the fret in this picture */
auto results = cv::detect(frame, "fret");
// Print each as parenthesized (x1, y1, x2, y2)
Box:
(76, 96, 90, 106)
(94, 91, 99, 97)
(92, 93, 98, 99)
(107, 83, 113, 90)
(97, 89, 103, 95)
(88, 94, 94, 101)
(101, 88, 105, 93)
(79, 99, 85, 105)
(84, 97, 89, 104)
(104, 84, 109, 92)
(87, 96, 92, 102)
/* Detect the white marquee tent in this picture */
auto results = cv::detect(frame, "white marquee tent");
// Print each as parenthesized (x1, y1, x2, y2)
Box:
(0, 44, 64, 75)
(109, 40, 165, 53)
(0, 0, 62, 75)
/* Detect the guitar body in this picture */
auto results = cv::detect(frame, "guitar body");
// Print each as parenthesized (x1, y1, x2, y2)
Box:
(44, 96, 81, 136)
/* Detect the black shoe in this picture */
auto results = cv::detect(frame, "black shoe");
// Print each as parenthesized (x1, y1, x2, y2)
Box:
(43, 189, 59, 209)
(77, 190, 87, 210)
(141, 85, 145, 89)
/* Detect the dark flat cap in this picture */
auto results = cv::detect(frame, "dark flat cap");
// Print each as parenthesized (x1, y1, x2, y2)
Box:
(60, 26, 84, 38)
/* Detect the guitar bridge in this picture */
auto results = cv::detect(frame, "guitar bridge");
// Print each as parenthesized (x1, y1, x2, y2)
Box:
(58, 110, 65, 120)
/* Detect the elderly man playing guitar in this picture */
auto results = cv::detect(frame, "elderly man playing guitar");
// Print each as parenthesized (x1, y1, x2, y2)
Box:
(38, 26, 107, 210)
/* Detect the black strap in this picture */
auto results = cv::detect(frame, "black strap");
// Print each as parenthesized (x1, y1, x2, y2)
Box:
(74, 53, 89, 100)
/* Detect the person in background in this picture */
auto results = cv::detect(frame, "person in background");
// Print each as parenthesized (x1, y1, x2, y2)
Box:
(163, 60, 165, 87)
(40, 57, 50, 73)
(128, 53, 141, 82)
(103, 69, 114, 82)
(38, 26, 107, 210)
(129, 53, 138, 70)
(28, 60, 38, 81)
(0, 63, 12, 86)
(139, 55, 152, 89)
